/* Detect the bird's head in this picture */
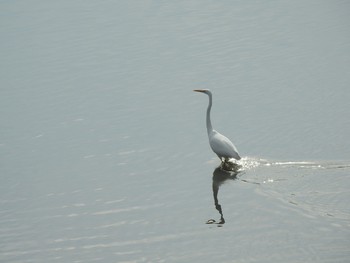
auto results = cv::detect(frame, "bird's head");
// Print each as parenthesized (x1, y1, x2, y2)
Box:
(193, 89, 211, 95)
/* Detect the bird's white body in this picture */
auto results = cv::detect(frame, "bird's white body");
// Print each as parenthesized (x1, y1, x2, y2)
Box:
(194, 89, 241, 162)
(208, 130, 241, 161)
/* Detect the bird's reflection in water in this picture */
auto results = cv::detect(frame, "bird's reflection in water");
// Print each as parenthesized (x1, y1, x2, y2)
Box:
(206, 162, 241, 226)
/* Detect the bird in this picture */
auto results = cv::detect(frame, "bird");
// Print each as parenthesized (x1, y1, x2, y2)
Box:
(194, 89, 241, 163)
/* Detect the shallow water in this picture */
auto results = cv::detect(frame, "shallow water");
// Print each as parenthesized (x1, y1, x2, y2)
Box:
(1, 1, 350, 262)
(1, 158, 349, 262)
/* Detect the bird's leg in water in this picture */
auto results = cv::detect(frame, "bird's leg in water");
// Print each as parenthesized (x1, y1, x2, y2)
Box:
(220, 159, 229, 170)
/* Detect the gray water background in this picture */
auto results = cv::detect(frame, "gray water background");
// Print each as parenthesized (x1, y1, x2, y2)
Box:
(1, 1, 350, 262)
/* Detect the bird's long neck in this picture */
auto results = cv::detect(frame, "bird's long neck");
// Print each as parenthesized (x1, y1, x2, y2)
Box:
(206, 93, 213, 135)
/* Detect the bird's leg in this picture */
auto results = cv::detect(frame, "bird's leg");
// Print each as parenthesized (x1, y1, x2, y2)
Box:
(219, 158, 227, 170)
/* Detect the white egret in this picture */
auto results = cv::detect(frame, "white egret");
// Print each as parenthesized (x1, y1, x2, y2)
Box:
(194, 89, 241, 162)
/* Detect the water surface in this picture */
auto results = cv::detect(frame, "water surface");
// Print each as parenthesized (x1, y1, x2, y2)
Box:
(1, 1, 350, 262)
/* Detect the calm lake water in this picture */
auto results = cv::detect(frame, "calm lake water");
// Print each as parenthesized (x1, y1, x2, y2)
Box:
(1, 1, 350, 262)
